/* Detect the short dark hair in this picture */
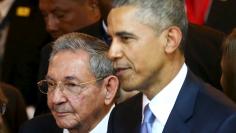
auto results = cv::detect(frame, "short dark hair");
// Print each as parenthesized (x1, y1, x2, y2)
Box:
(112, 0, 188, 52)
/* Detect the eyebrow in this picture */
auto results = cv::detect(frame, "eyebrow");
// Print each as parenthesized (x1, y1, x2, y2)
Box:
(45, 75, 51, 79)
(45, 75, 78, 81)
(115, 31, 138, 39)
(64, 76, 78, 81)
(52, 8, 64, 14)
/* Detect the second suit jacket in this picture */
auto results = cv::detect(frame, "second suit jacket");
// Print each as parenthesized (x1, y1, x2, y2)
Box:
(19, 114, 62, 133)
(206, 0, 236, 34)
(108, 70, 236, 133)
(185, 24, 225, 90)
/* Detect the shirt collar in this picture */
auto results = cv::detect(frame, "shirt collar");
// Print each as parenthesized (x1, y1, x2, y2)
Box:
(102, 20, 108, 33)
(90, 105, 114, 133)
(142, 63, 187, 126)
(63, 105, 115, 133)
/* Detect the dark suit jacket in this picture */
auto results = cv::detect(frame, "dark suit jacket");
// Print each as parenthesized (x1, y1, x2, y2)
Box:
(34, 20, 107, 116)
(185, 24, 225, 90)
(108, 70, 236, 133)
(19, 114, 63, 133)
(0, 0, 50, 105)
(206, 0, 236, 34)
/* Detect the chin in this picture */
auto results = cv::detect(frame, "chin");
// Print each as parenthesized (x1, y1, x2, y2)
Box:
(121, 82, 139, 92)
(55, 118, 78, 129)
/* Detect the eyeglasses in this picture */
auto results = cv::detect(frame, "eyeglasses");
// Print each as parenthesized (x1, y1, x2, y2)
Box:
(0, 103, 6, 115)
(37, 77, 104, 95)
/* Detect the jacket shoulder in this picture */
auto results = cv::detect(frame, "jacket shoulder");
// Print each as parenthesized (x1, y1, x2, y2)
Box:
(108, 93, 142, 133)
(19, 114, 62, 133)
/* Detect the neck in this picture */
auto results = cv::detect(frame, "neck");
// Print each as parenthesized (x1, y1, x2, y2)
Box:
(68, 105, 112, 133)
(142, 53, 185, 100)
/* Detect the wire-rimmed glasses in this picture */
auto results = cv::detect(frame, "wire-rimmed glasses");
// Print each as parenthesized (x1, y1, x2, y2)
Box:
(37, 77, 104, 95)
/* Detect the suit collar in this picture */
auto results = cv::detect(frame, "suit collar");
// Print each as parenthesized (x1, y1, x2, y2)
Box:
(77, 19, 106, 41)
(163, 70, 200, 133)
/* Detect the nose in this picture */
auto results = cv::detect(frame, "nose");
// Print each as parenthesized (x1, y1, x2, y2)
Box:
(108, 39, 123, 61)
(49, 87, 67, 105)
(46, 14, 59, 34)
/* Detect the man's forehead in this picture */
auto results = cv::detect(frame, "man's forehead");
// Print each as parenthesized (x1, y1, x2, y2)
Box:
(108, 6, 136, 28)
(40, 0, 81, 10)
(109, 5, 137, 17)
(53, 50, 89, 62)
(47, 52, 92, 81)
(107, 6, 142, 34)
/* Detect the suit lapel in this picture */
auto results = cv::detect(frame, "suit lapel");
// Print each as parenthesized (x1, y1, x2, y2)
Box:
(122, 93, 143, 133)
(108, 93, 143, 133)
(77, 20, 105, 41)
(163, 70, 200, 133)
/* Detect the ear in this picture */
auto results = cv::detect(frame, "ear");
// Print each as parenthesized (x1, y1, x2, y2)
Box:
(102, 75, 119, 105)
(88, 0, 99, 10)
(164, 26, 182, 54)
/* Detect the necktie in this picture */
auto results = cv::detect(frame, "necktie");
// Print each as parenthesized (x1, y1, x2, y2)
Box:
(140, 104, 155, 133)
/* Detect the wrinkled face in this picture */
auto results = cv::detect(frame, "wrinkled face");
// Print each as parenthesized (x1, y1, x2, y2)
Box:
(39, 0, 100, 39)
(107, 6, 167, 92)
(47, 50, 106, 129)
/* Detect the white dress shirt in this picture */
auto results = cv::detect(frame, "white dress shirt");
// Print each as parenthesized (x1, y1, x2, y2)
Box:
(63, 105, 114, 133)
(142, 63, 187, 133)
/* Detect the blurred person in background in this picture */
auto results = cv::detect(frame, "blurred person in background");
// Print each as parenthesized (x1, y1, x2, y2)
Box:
(0, 82, 28, 133)
(0, 88, 8, 133)
(221, 28, 236, 102)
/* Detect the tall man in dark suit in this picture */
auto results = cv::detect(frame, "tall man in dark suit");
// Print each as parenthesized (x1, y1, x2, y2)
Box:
(20, 33, 119, 133)
(107, 0, 236, 132)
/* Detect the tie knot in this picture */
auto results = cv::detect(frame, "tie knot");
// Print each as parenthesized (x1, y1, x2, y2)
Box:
(143, 104, 155, 123)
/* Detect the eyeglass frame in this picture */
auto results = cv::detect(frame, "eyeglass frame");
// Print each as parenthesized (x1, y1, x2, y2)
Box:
(37, 77, 105, 95)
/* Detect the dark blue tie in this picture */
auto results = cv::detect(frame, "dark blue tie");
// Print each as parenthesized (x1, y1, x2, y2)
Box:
(140, 104, 155, 133)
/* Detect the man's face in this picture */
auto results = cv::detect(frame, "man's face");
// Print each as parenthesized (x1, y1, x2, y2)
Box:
(107, 6, 167, 92)
(39, 0, 100, 39)
(47, 50, 106, 129)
